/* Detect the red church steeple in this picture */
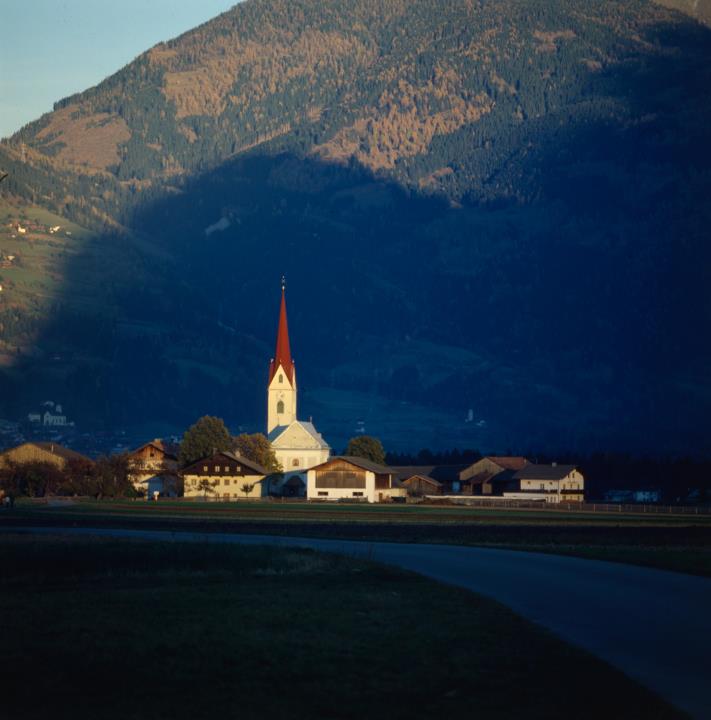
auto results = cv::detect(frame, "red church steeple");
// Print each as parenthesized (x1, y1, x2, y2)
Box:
(269, 277, 295, 385)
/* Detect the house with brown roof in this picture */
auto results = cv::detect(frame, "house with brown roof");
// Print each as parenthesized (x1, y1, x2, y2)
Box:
(127, 439, 180, 497)
(392, 464, 467, 495)
(507, 463, 585, 503)
(182, 451, 269, 500)
(307, 456, 406, 503)
(0, 442, 92, 470)
(393, 457, 529, 497)
(399, 473, 444, 496)
(459, 456, 529, 495)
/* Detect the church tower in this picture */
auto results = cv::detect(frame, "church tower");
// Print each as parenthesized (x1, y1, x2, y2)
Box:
(267, 279, 297, 434)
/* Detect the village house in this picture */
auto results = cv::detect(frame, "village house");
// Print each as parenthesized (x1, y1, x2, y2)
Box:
(458, 456, 529, 495)
(507, 463, 585, 503)
(307, 456, 406, 503)
(0, 441, 92, 470)
(392, 464, 467, 495)
(182, 451, 269, 500)
(393, 456, 529, 497)
(127, 439, 180, 497)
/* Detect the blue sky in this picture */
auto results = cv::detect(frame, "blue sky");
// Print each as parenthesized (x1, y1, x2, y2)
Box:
(0, 0, 239, 138)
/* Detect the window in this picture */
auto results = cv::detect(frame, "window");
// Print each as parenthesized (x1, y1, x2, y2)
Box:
(224, 478, 230, 485)
(215, 466, 220, 472)
(318, 491, 328, 497)
(292, 458, 300, 467)
(203, 466, 208, 472)
(353, 492, 364, 497)
(277, 400, 284, 414)
(279, 373, 284, 383)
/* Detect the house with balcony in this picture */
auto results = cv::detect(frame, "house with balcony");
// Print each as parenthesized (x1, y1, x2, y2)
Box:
(127, 439, 180, 497)
(506, 464, 585, 503)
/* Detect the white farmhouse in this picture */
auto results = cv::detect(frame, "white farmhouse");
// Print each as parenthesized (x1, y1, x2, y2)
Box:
(507, 463, 585, 503)
(307, 456, 406, 503)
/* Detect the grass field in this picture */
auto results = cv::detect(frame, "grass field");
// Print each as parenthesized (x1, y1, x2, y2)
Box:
(0, 534, 685, 720)
(4, 498, 710, 577)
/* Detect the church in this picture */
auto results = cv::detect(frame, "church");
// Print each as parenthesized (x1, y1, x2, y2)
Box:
(267, 280, 330, 496)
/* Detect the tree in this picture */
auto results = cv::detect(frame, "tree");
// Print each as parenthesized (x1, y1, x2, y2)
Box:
(345, 435, 386, 465)
(232, 433, 282, 472)
(92, 454, 134, 498)
(61, 457, 96, 495)
(179, 416, 232, 467)
(196, 477, 215, 499)
(240, 482, 255, 498)
(0, 461, 64, 498)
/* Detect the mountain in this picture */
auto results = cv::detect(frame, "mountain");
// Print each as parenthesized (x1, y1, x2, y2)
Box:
(655, 0, 711, 26)
(1, 0, 710, 455)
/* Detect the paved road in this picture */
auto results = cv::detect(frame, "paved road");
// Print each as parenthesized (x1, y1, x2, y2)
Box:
(9, 526, 711, 719)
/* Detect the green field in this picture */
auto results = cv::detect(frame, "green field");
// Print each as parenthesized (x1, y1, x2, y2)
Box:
(6, 498, 710, 577)
(0, 534, 685, 720)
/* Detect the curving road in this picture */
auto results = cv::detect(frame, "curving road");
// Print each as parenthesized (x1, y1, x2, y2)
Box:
(9, 526, 711, 719)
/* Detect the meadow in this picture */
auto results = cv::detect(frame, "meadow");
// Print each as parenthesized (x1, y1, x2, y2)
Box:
(0, 533, 686, 720)
(5, 498, 710, 577)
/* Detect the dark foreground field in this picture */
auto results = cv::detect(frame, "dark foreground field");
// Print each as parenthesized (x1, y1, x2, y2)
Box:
(4, 499, 711, 576)
(0, 534, 686, 720)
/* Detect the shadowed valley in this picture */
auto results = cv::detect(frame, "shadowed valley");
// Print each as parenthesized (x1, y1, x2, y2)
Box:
(0, 0, 709, 453)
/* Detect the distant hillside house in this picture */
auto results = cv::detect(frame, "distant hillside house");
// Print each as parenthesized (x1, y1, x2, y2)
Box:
(27, 402, 72, 427)
(128, 439, 180, 497)
(307, 456, 406, 503)
(0, 442, 92, 470)
(182, 451, 268, 500)
(508, 464, 585, 503)
(266, 281, 330, 495)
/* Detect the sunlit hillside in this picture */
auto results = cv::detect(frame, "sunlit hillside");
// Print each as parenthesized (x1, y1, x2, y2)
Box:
(0, 0, 709, 454)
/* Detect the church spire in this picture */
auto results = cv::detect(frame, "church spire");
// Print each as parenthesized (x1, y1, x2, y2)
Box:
(269, 278, 295, 385)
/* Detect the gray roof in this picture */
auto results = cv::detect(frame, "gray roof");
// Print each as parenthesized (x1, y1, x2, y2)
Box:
(268, 421, 330, 449)
(391, 465, 467, 483)
(513, 464, 577, 481)
(328, 455, 393, 474)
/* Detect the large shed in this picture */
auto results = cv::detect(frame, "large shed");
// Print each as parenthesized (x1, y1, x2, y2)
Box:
(307, 456, 406, 503)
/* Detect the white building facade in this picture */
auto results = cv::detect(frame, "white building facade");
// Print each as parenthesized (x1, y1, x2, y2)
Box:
(307, 457, 406, 503)
(507, 464, 585, 503)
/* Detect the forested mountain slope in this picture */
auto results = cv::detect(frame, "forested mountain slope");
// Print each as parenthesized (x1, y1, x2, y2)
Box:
(0, 0, 709, 453)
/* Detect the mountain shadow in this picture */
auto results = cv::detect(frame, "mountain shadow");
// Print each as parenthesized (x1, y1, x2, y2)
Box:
(1, 13, 710, 455)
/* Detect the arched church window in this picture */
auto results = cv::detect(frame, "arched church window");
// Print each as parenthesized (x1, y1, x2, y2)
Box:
(279, 373, 284, 383)
(277, 400, 285, 414)
(292, 458, 300, 467)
